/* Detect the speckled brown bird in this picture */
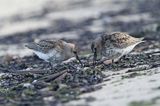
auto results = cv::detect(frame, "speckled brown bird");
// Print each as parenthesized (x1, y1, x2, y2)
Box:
(26, 39, 82, 68)
(91, 32, 144, 64)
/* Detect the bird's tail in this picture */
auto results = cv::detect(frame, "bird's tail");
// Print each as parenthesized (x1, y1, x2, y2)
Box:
(25, 43, 39, 51)
(139, 37, 144, 41)
(137, 37, 145, 43)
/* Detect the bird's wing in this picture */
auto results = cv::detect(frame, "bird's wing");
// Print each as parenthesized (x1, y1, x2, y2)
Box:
(26, 40, 62, 53)
(104, 32, 142, 48)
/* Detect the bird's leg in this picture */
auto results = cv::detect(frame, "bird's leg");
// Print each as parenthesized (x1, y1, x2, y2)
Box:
(93, 48, 97, 66)
(74, 52, 83, 67)
(112, 59, 114, 63)
(48, 57, 58, 70)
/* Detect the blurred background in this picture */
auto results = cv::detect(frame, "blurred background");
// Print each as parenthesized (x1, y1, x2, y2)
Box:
(0, 0, 160, 106)
(0, 0, 159, 56)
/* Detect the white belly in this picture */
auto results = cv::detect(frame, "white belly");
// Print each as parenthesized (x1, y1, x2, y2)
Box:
(103, 42, 142, 59)
(33, 49, 61, 62)
(34, 51, 51, 62)
(122, 42, 141, 55)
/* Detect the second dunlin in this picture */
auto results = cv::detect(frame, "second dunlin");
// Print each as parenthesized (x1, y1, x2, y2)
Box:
(91, 32, 144, 65)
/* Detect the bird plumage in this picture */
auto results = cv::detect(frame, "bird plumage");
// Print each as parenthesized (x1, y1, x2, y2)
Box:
(91, 32, 144, 64)
(25, 40, 63, 53)
(26, 39, 82, 66)
(102, 32, 144, 49)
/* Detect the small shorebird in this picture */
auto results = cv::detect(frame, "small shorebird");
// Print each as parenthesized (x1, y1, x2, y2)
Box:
(91, 32, 144, 65)
(26, 39, 82, 68)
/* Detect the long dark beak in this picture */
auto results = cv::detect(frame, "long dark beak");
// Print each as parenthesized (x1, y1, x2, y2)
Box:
(91, 43, 97, 66)
(93, 48, 97, 66)
(74, 52, 83, 66)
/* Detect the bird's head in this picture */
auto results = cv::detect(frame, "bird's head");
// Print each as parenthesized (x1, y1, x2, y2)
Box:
(91, 36, 104, 66)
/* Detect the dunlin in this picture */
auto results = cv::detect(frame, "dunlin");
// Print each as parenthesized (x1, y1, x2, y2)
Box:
(91, 32, 144, 64)
(26, 39, 82, 68)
